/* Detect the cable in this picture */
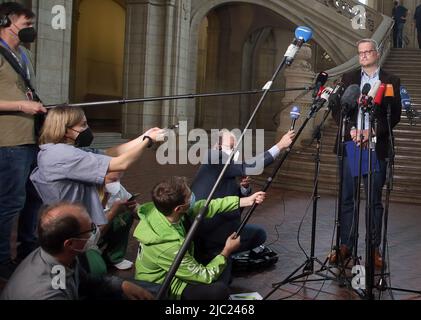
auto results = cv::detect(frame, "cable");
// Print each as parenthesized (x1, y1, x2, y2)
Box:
(277, 276, 309, 300)
(265, 196, 287, 247)
(296, 154, 320, 258)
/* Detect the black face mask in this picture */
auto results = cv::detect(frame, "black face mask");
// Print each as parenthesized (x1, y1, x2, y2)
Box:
(73, 127, 94, 147)
(18, 27, 37, 43)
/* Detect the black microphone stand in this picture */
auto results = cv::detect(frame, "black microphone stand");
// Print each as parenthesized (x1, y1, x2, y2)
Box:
(317, 104, 351, 283)
(346, 101, 376, 300)
(365, 103, 376, 300)
(376, 102, 421, 298)
(155, 46, 305, 300)
(44, 87, 313, 109)
(261, 104, 339, 300)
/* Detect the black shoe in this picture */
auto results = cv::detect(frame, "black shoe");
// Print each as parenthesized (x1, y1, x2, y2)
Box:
(0, 261, 17, 280)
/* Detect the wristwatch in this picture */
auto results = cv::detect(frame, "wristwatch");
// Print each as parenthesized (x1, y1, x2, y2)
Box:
(143, 135, 153, 148)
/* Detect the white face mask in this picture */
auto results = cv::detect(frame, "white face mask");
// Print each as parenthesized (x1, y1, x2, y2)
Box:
(73, 226, 101, 253)
(221, 147, 240, 162)
(105, 181, 121, 195)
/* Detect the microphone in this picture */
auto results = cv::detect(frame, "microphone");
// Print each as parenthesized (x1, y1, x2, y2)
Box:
(312, 72, 329, 99)
(367, 80, 382, 105)
(359, 83, 371, 107)
(340, 84, 361, 115)
(326, 82, 345, 110)
(289, 106, 301, 130)
(373, 83, 386, 107)
(384, 84, 394, 100)
(400, 86, 410, 110)
(320, 87, 333, 108)
(400, 86, 419, 125)
(311, 86, 332, 114)
(284, 26, 313, 65)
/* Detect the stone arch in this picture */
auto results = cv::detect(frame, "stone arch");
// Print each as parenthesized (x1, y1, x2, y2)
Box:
(189, 0, 351, 90)
(188, 0, 357, 128)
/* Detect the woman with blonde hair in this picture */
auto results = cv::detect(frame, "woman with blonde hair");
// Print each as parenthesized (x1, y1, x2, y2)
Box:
(30, 106, 161, 228)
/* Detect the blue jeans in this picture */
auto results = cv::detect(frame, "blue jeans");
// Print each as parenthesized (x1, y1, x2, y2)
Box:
(394, 23, 405, 48)
(0, 145, 41, 264)
(340, 155, 386, 250)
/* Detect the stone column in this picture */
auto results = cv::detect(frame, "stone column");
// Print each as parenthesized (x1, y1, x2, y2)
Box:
(122, 0, 192, 139)
(32, 0, 73, 104)
(278, 43, 315, 147)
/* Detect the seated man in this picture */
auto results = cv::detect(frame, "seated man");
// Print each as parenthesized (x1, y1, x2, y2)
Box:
(133, 176, 266, 300)
(191, 129, 294, 263)
(1, 203, 156, 300)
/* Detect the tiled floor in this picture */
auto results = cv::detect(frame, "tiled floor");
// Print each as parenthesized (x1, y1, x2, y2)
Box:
(111, 150, 421, 301)
(2, 149, 421, 300)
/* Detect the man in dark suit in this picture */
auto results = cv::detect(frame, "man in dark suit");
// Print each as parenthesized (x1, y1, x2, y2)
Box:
(330, 39, 401, 268)
(191, 129, 294, 264)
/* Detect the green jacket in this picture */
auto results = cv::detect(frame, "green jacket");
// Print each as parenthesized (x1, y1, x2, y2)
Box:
(134, 196, 240, 299)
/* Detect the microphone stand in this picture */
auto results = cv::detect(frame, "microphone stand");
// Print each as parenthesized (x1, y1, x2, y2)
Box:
(317, 105, 350, 283)
(155, 51, 302, 300)
(348, 102, 376, 300)
(376, 102, 421, 298)
(261, 104, 338, 300)
(351, 106, 371, 298)
(44, 87, 313, 109)
(365, 104, 376, 300)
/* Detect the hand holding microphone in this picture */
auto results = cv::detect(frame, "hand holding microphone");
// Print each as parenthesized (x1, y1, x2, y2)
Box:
(289, 106, 300, 130)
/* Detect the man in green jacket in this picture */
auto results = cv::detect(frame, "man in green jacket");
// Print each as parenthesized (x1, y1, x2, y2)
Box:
(134, 176, 266, 300)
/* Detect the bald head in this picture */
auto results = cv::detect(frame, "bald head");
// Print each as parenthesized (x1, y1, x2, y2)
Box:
(38, 203, 92, 255)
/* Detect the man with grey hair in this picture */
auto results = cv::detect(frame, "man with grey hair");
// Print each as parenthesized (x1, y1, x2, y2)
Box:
(329, 38, 401, 269)
(1, 202, 157, 300)
(190, 129, 294, 265)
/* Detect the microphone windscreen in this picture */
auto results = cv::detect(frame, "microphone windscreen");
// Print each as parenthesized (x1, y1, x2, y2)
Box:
(374, 83, 386, 106)
(368, 80, 381, 99)
(385, 84, 394, 98)
(362, 83, 371, 95)
(400, 86, 411, 109)
(340, 84, 361, 110)
(295, 26, 313, 43)
(290, 106, 301, 119)
(315, 72, 329, 86)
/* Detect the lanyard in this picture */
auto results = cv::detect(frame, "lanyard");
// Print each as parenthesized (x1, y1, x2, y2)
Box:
(0, 38, 31, 81)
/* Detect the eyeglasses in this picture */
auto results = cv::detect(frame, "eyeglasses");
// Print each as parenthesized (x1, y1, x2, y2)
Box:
(358, 50, 376, 57)
(74, 222, 97, 237)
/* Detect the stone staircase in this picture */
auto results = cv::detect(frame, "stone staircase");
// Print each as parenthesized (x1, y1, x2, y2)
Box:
(261, 48, 421, 205)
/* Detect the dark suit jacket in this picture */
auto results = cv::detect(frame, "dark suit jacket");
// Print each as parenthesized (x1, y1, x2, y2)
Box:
(190, 149, 274, 252)
(331, 68, 401, 160)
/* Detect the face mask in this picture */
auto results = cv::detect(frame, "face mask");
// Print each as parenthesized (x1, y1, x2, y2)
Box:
(105, 181, 121, 195)
(221, 147, 240, 162)
(189, 192, 196, 211)
(73, 127, 94, 147)
(18, 27, 36, 43)
(72, 225, 101, 253)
